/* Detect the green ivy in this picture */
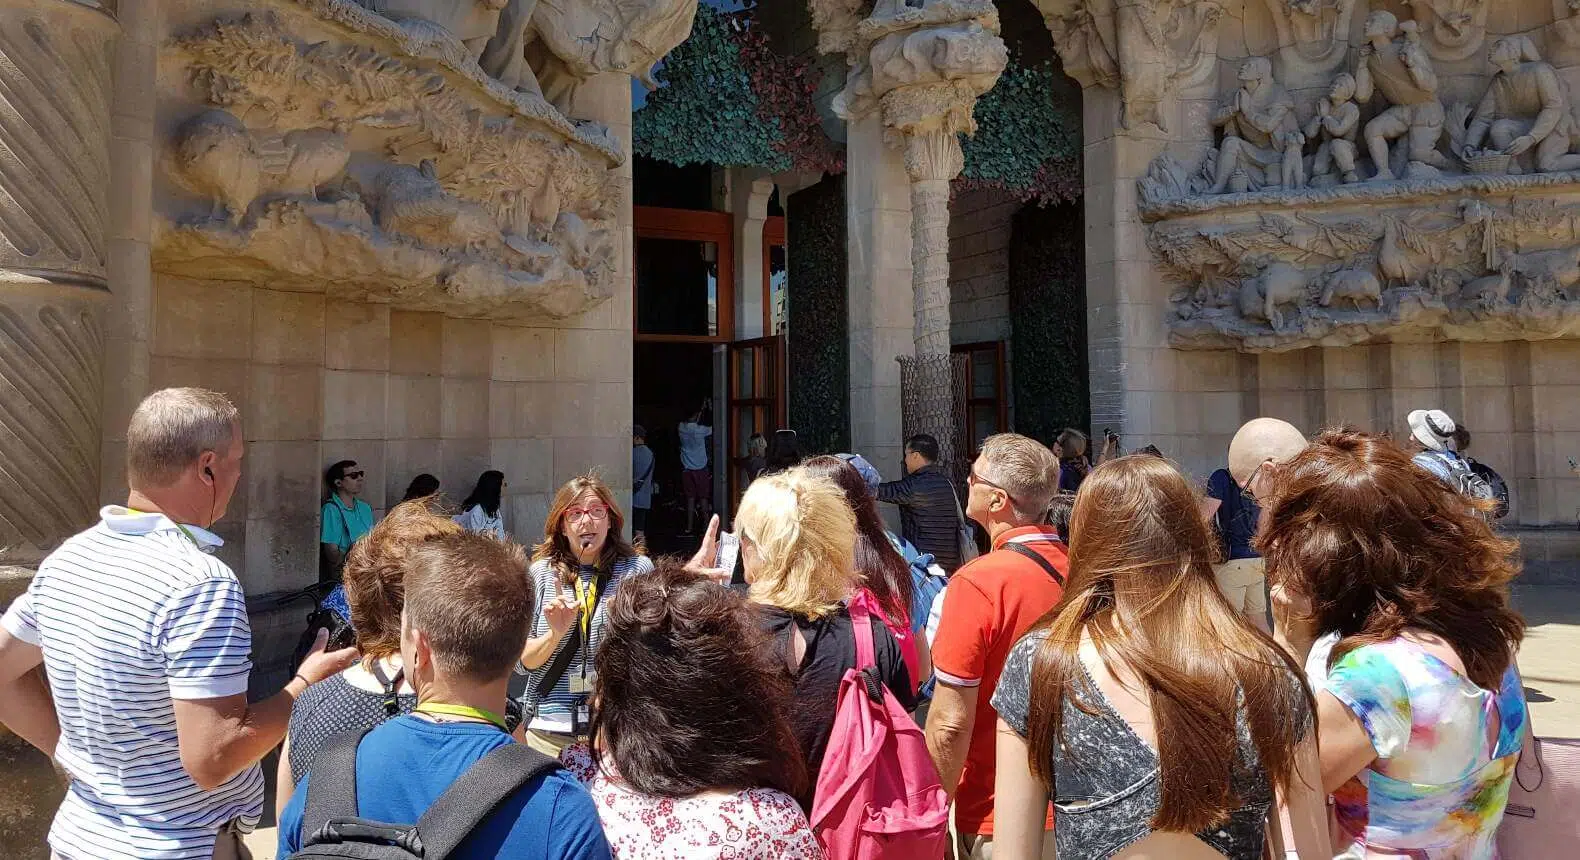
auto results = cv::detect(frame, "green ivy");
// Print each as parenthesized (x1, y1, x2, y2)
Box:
(787, 175, 850, 455)
(959, 60, 1082, 205)
(633, 5, 841, 174)
(1009, 201, 1089, 443)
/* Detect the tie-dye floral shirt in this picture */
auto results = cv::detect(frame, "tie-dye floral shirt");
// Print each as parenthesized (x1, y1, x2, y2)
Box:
(1309, 636, 1526, 859)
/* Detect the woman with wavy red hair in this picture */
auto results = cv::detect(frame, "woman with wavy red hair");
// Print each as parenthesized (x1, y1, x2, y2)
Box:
(992, 454, 1327, 860)
(1260, 428, 1527, 859)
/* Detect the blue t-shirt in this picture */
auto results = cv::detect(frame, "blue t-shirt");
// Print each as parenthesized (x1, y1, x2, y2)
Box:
(278, 716, 609, 860)
(1207, 468, 1261, 561)
(320, 497, 376, 553)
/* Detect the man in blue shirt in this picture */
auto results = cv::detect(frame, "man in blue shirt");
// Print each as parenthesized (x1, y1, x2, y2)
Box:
(279, 531, 609, 860)
(1209, 418, 1309, 633)
(320, 459, 376, 582)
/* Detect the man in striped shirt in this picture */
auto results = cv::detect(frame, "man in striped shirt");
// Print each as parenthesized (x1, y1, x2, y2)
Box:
(0, 388, 358, 860)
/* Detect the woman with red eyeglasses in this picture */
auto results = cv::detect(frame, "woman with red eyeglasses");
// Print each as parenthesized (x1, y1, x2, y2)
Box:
(517, 473, 652, 757)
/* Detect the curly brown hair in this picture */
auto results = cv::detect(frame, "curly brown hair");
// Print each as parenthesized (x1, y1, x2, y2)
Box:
(341, 499, 464, 661)
(589, 561, 807, 799)
(1257, 428, 1525, 689)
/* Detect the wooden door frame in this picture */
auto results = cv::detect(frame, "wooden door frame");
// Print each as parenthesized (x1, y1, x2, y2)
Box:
(953, 340, 1009, 454)
(634, 206, 735, 343)
(726, 335, 787, 505)
(763, 215, 785, 336)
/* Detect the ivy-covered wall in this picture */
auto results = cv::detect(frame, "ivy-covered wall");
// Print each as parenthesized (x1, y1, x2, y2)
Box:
(1009, 201, 1088, 444)
(787, 175, 849, 455)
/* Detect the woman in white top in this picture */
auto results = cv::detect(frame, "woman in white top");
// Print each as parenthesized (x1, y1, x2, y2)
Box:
(454, 469, 506, 539)
(560, 561, 820, 859)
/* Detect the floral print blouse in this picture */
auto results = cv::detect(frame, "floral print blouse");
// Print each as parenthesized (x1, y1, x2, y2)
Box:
(1309, 636, 1527, 858)
(559, 743, 824, 860)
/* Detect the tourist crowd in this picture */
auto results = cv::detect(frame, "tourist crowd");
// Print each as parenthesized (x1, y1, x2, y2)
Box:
(0, 387, 1535, 860)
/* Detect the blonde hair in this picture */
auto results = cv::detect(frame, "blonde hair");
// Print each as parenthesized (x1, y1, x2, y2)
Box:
(734, 468, 857, 619)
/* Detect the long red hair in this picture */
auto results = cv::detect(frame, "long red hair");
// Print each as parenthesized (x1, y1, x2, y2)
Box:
(1257, 428, 1524, 689)
(1025, 455, 1313, 833)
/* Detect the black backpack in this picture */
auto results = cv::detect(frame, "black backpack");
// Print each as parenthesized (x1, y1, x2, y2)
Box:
(289, 729, 560, 859)
(1466, 457, 1511, 519)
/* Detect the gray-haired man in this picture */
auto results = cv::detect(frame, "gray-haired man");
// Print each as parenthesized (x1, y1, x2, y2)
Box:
(0, 387, 357, 860)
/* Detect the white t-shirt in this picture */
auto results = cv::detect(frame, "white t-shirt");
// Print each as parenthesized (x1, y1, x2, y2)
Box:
(560, 743, 821, 859)
(1, 507, 263, 860)
(454, 503, 506, 540)
(678, 421, 712, 471)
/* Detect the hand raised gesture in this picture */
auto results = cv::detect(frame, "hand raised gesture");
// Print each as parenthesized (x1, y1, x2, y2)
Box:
(543, 583, 580, 636)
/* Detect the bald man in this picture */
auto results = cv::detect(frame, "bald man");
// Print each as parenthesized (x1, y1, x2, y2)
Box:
(1205, 418, 1309, 632)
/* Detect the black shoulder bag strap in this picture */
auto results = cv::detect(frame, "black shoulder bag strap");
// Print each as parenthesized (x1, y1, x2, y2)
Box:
(371, 662, 405, 717)
(301, 728, 372, 845)
(1004, 542, 1065, 586)
(410, 743, 562, 860)
(531, 565, 615, 702)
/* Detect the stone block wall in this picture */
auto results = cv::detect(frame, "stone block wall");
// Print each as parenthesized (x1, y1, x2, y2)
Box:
(948, 187, 1018, 346)
(119, 282, 636, 598)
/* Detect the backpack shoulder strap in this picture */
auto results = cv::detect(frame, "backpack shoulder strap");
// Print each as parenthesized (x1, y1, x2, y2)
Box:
(1004, 542, 1065, 586)
(411, 743, 562, 860)
(301, 729, 371, 844)
(847, 599, 877, 671)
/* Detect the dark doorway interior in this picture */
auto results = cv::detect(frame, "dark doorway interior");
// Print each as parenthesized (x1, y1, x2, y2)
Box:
(1009, 200, 1088, 443)
(633, 341, 715, 558)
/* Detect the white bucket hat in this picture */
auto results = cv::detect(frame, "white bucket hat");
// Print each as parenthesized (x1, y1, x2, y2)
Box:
(1407, 409, 1456, 452)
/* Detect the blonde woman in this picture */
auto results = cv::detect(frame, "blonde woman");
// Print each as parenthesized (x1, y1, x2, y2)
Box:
(735, 467, 915, 792)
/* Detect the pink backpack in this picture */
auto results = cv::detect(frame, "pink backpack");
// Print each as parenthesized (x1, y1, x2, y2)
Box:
(811, 601, 949, 860)
(849, 588, 920, 694)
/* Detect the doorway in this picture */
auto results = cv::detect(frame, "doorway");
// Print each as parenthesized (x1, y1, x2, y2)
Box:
(633, 341, 715, 556)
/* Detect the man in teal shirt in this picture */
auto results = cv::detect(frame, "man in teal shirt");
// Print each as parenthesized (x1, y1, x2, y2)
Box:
(320, 459, 375, 582)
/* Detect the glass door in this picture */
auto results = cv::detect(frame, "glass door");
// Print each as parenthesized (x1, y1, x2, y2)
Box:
(727, 336, 786, 506)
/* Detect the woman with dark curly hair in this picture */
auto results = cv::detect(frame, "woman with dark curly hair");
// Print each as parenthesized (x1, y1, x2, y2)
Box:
(1260, 428, 1528, 859)
(560, 561, 818, 858)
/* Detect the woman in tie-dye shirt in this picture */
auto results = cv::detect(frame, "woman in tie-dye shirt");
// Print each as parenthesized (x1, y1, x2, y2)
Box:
(1259, 429, 1528, 859)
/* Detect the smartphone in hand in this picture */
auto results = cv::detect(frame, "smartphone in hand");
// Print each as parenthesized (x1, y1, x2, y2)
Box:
(715, 529, 740, 580)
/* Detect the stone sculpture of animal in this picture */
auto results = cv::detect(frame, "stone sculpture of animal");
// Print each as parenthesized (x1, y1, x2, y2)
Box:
(1238, 261, 1309, 330)
(373, 159, 499, 251)
(1509, 246, 1580, 296)
(1318, 267, 1382, 311)
(1459, 259, 1513, 309)
(167, 109, 262, 227)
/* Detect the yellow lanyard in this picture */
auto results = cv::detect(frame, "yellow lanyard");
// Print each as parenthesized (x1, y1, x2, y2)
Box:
(573, 574, 600, 644)
(126, 508, 200, 548)
(414, 702, 508, 732)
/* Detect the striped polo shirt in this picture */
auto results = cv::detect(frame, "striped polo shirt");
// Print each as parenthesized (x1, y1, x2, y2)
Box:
(1, 507, 264, 859)
(518, 554, 652, 734)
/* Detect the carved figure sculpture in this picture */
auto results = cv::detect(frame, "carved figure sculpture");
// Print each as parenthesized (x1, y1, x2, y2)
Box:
(1305, 72, 1362, 184)
(373, 159, 499, 251)
(1116, 0, 1223, 131)
(1462, 37, 1580, 174)
(1208, 58, 1301, 194)
(1510, 246, 1580, 296)
(1318, 266, 1382, 310)
(269, 128, 351, 200)
(360, 0, 511, 57)
(1459, 258, 1512, 309)
(167, 109, 263, 226)
(1040, 0, 1119, 89)
(1273, 0, 1355, 71)
(1238, 260, 1308, 329)
(1404, 0, 1487, 62)
(481, 0, 698, 109)
(1356, 11, 1448, 181)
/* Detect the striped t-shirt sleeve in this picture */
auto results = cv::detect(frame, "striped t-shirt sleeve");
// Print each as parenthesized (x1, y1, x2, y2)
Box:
(1, 591, 40, 645)
(159, 576, 253, 700)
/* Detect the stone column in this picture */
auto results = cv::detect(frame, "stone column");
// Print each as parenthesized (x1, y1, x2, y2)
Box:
(731, 168, 774, 341)
(825, 0, 1005, 473)
(0, 0, 116, 567)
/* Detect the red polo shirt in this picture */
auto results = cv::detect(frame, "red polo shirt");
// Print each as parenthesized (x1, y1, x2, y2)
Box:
(931, 525, 1068, 836)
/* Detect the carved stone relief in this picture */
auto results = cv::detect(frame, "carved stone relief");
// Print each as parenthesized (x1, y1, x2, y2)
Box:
(1265, 0, 1356, 77)
(1035, 0, 1220, 130)
(479, 0, 698, 111)
(156, 5, 626, 321)
(0, 0, 113, 565)
(1404, 0, 1488, 62)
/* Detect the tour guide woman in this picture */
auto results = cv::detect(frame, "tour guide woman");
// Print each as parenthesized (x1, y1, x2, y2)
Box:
(518, 473, 651, 757)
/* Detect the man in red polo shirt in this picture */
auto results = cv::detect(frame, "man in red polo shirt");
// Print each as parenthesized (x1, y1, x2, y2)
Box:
(926, 432, 1066, 859)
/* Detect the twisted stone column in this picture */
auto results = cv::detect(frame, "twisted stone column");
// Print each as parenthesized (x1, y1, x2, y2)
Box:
(0, 0, 115, 567)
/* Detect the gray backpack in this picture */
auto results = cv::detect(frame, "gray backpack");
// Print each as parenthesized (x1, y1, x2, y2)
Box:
(288, 729, 559, 859)
(1430, 450, 1497, 506)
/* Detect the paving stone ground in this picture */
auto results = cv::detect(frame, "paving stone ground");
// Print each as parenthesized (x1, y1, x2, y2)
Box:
(243, 584, 1580, 860)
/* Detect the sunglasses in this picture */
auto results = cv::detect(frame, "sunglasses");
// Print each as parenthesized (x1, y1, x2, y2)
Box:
(343, 470, 365, 480)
